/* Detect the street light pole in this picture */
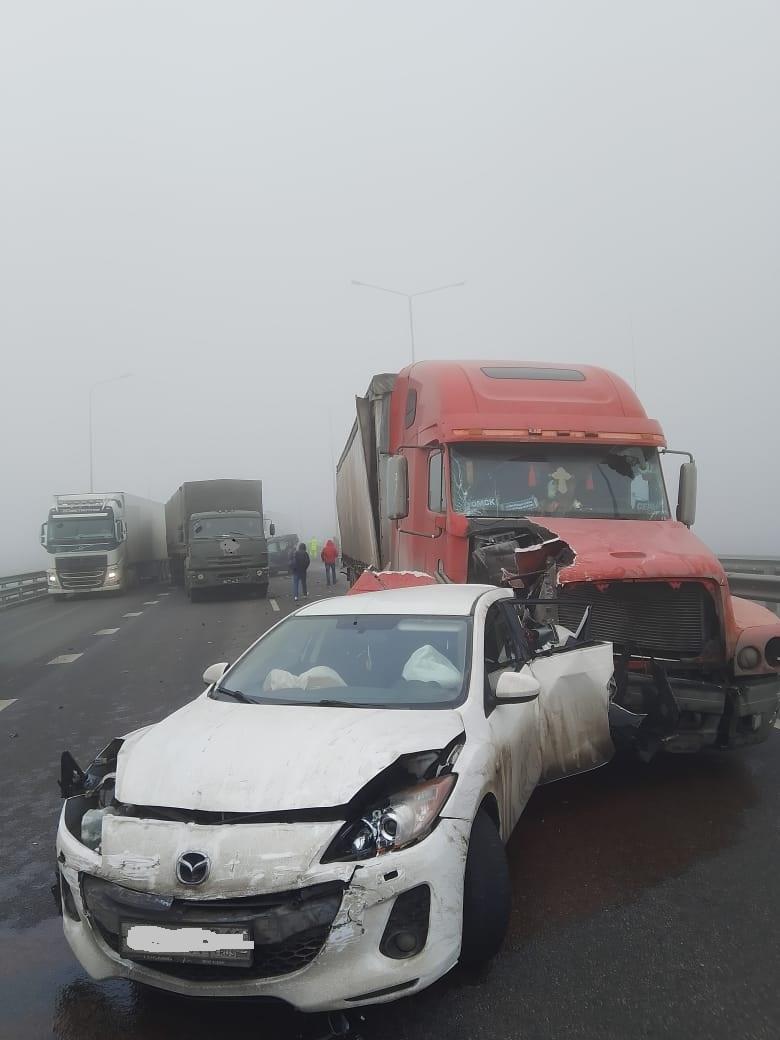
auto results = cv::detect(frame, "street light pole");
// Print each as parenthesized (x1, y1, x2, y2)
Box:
(352, 280, 465, 363)
(88, 373, 132, 492)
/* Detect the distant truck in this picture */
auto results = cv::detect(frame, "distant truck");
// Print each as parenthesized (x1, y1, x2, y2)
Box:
(336, 361, 780, 757)
(41, 492, 167, 598)
(165, 480, 273, 601)
(267, 533, 300, 576)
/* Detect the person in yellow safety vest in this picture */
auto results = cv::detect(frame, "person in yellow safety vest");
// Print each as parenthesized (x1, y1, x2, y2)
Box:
(309, 537, 319, 558)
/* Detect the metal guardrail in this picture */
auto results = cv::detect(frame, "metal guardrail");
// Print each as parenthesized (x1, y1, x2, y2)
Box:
(720, 557, 780, 605)
(0, 571, 49, 610)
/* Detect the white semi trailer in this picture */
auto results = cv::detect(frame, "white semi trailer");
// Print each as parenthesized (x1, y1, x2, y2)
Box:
(41, 492, 168, 597)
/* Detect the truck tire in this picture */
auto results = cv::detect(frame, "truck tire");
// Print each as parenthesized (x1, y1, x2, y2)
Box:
(254, 584, 268, 600)
(188, 587, 202, 603)
(460, 808, 511, 967)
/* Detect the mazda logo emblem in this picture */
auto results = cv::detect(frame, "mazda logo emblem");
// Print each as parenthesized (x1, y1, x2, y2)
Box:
(176, 852, 210, 886)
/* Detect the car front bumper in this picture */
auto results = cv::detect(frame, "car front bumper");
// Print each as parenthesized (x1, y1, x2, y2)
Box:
(56, 809, 470, 1011)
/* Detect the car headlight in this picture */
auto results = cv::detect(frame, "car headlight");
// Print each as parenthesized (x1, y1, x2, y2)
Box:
(322, 775, 456, 863)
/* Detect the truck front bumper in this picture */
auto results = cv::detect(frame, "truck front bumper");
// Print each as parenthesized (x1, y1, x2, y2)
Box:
(187, 567, 269, 589)
(611, 671, 780, 755)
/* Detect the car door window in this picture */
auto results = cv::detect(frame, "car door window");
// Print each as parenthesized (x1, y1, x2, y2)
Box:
(484, 604, 523, 711)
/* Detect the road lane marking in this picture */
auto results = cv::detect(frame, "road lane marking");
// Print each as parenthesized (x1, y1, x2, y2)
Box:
(143, 600, 159, 605)
(270, 599, 280, 612)
(123, 612, 143, 617)
(48, 654, 83, 665)
(159, 592, 170, 596)
(95, 628, 120, 635)
(0, 699, 17, 712)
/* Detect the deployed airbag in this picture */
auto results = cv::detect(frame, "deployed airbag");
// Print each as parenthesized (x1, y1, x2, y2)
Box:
(262, 667, 347, 692)
(402, 645, 463, 688)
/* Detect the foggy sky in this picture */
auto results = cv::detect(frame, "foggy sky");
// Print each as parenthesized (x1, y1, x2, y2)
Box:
(1, 1, 778, 575)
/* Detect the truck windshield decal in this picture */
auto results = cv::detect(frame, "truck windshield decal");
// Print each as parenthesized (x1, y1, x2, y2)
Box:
(450, 444, 670, 521)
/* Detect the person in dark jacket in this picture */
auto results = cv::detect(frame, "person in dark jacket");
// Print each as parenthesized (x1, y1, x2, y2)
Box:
(292, 543, 310, 601)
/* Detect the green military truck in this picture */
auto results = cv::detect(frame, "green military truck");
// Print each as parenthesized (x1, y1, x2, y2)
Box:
(165, 479, 274, 602)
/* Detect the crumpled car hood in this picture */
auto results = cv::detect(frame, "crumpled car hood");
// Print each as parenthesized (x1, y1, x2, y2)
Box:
(540, 517, 726, 585)
(116, 694, 464, 813)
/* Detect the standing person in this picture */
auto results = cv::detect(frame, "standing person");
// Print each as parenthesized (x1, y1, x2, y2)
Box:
(292, 542, 310, 601)
(321, 538, 339, 587)
(309, 536, 319, 559)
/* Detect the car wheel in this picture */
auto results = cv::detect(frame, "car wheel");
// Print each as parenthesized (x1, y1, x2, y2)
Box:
(460, 808, 511, 967)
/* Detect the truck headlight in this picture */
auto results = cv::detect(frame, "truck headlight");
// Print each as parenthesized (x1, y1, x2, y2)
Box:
(48, 573, 57, 584)
(737, 646, 761, 669)
(256, 569, 265, 576)
(321, 775, 456, 863)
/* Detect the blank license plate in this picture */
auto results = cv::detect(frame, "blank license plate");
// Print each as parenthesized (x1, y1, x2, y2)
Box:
(121, 923, 253, 965)
(221, 576, 242, 584)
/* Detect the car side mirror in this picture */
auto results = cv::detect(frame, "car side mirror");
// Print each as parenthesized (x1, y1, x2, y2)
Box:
(203, 662, 229, 685)
(386, 454, 409, 520)
(676, 461, 697, 527)
(495, 670, 541, 703)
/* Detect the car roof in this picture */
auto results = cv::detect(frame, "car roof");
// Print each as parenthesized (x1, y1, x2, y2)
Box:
(295, 583, 509, 617)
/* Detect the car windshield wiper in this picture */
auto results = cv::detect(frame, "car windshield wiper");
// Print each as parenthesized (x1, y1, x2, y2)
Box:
(215, 688, 254, 704)
(313, 699, 378, 709)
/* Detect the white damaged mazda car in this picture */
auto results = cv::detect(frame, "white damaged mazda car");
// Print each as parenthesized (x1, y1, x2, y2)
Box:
(55, 584, 614, 1011)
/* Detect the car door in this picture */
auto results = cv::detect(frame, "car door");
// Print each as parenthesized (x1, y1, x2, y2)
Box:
(525, 638, 615, 783)
(483, 603, 543, 836)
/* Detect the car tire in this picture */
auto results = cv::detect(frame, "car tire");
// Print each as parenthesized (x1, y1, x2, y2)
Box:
(460, 808, 511, 967)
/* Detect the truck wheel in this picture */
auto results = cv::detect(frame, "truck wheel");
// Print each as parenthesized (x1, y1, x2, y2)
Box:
(460, 808, 511, 967)
(188, 588, 201, 603)
(254, 585, 268, 600)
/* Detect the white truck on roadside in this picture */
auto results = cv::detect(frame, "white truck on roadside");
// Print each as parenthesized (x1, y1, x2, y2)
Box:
(41, 492, 168, 598)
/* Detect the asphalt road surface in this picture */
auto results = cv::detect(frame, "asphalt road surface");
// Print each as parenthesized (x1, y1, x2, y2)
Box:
(2, 566, 779, 1039)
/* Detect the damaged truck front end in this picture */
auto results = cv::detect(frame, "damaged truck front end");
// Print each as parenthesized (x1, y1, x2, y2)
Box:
(462, 518, 780, 758)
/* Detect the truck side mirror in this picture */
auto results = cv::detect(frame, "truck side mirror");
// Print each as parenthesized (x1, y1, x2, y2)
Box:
(676, 461, 697, 527)
(269, 523, 276, 536)
(386, 454, 409, 520)
(40, 522, 47, 546)
(115, 520, 125, 542)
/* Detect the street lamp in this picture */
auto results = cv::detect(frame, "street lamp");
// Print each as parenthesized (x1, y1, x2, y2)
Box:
(351, 279, 465, 363)
(89, 373, 132, 492)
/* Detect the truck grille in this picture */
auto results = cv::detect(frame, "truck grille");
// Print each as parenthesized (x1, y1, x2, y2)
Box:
(55, 556, 107, 590)
(558, 580, 717, 658)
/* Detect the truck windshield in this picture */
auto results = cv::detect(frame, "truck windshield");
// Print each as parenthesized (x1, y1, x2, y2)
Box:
(450, 444, 670, 521)
(213, 615, 470, 709)
(47, 515, 116, 547)
(191, 517, 264, 538)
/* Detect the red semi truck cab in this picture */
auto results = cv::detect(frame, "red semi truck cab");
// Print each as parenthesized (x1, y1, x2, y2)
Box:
(336, 361, 780, 756)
